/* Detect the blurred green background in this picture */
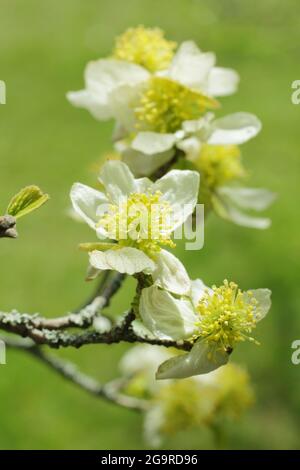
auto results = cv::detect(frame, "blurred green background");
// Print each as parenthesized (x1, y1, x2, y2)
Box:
(0, 0, 300, 449)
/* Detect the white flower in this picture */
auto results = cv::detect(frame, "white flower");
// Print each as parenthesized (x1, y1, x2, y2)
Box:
(70, 160, 199, 294)
(122, 111, 261, 177)
(67, 59, 150, 123)
(67, 41, 237, 125)
(143, 361, 254, 447)
(139, 279, 271, 379)
(176, 112, 276, 229)
(67, 41, 239, 175)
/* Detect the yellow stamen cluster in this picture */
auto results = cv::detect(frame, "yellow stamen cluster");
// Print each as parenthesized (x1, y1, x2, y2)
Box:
(156, 364, 254, 433)
(196, 280, 259, 352)
(215, 363, 255, 418)
(98, 191, 175, 255)
(157, 379, 216, 434)
(113, 26, 177, 72)
(196, 144, 245, 190)
(135, 77, 219, 134)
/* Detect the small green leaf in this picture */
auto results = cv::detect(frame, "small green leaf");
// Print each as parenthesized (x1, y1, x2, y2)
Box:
(7, 185, 49, 219)
(79, 242, 118, 252)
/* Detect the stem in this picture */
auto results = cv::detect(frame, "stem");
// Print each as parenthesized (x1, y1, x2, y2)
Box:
(0, 215, 17, 238)
(2, 335, 147, 411)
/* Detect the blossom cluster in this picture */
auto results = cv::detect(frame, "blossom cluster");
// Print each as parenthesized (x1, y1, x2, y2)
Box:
(120, 345, 255, 447)
(67, 27, 273, 393)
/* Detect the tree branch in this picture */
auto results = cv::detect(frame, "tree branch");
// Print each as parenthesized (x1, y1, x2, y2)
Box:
(0, 215, 17, 239)
(2, 335, 147, 411)
(0, 272, 126, 334)
(75, 270, 124, 312)
(0, 307, 192, 351)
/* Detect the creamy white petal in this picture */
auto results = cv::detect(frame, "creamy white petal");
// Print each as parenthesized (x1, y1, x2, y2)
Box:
(66, 90, 112, 120)
(70, 183, 108, 229)
(182, 119, 205, 134)
(156, 340, 229, 379)
(228, 210, 271, 229)
(132, 132, 177, 155)
(89, 247, 155, 275)
(207, 67, 239, 97)
(182, 112, 215, 135)
(208, 113, 262, 145)
(131, 319, 157, 339)
(68, 59, 149, 122)
(177, 137, 202, 161)
(139, 285, 198, 340)
(120, 344, 172, 377)
(109, 83, 142, 132)
(99, 160, 136, 202)
(86, 58, 149, 94)
(168, 41, 215, 90)
(87, 61, 148, 129)
(218, 186, 276, 211)
(244, 288, 272, 322)
(213, 191, 272, 229)
(153, 170, 200, 230)
(152, 249, 191, 295)
(134, 177, 153, 193)
(190, 278, 210, 307)
(122, 147, 175, 177)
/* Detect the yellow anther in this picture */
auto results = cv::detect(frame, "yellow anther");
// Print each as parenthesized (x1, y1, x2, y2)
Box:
(195, 144, 245, 202)
(113, 26, 177, 72)
(98, 191, 175, 256)
(196, 280, 260, 352)
(135, 76, 218, 134)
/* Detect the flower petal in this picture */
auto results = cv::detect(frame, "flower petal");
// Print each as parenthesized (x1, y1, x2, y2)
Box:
(122, 147, 175, 177)
(66, 89, 112, 120)
(244, 288, 272, 322)
(190, 278, 210, 307)
(217, 186, 276, 211)
(120, 344, 172, 377)
(213, 190, 273, 229)
(152, 249, 191, 295)
(132, 132, 177, 155)
(134, 177, 153, 193)
(70, 183, 107, 229)
(86, 58, 149, 96)
(89, 247, 155, 275)
(208, 113, 262, 145)
(168, 41, 215, 90)
(207, 67, 239, 97)
(68, 59, 149, 121)
(177, 137, 202, 161)
(153, 170, 200, 230)
(109, 83, 142, 132)
(156, 340, 229, 379)
(99, 160, 136, 202)
(139, 285, 198, 340)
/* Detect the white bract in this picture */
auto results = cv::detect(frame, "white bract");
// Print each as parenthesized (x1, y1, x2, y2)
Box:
(139, 279, 271, 379)
(70, 160, 199, 295)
